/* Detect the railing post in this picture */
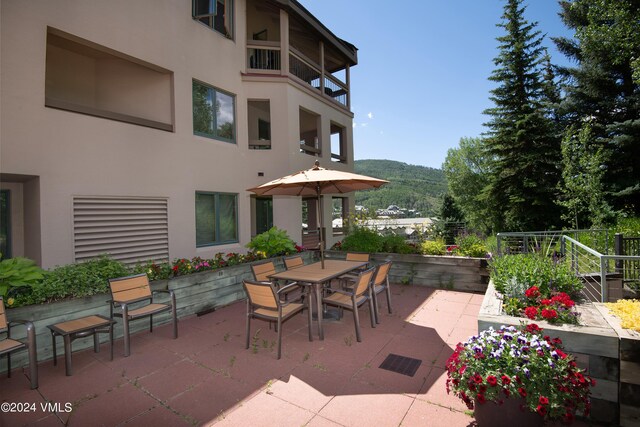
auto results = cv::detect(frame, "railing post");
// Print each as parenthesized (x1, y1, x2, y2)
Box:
(523, 235, 528, 254)
(280, 9, 289, 77)
(614, 233, 624, 274)
(346, 64, 351, 109)
(600, 256, 608, 303)
(560, 235, 566, 257)
(319, 40, 325, 95)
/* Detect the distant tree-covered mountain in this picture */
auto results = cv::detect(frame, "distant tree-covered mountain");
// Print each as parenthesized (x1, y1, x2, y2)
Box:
(353, 159, 447, 217)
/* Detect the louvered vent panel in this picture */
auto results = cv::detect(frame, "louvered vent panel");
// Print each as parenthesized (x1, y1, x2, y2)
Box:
(73, 196, 169, 266)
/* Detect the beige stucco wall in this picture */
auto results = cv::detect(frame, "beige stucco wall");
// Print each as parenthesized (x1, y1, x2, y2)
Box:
(0, 0, 355, 269)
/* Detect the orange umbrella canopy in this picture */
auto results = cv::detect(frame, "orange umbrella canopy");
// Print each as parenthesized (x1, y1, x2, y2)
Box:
(246, 161, 388, 196)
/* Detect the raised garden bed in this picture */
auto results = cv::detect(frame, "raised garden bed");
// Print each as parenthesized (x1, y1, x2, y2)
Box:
(478, 281, 620, 425)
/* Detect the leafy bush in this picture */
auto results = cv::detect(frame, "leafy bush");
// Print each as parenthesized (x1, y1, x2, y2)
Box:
(339, 226, 383, 253)
(454, 234, 488, 257)
(381, 235, 416, 254)
(246, 227, 296, 258)
(616, 216, 640, 237)
(421, 239, 446, 255)
(0, 257, 46, 303)
(18, 256, 130, 306)
(490, 254, 583, 297)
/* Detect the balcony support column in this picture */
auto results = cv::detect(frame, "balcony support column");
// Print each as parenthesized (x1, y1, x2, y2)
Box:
(280, 9, 289, 77)
(319, 40, 325, 94)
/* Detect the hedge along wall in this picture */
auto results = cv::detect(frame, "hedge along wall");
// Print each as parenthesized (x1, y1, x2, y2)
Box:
(325, 251, 490, 292)
(1, 252, 316, 370)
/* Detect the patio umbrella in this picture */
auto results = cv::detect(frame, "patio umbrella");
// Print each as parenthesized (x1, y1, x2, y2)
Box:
(247, 161, 388, 267)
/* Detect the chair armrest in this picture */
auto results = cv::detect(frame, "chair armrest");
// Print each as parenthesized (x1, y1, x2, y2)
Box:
(276, 283, 300, 295)
(8, 319, 36, 339)
(327, 288, 353, 297)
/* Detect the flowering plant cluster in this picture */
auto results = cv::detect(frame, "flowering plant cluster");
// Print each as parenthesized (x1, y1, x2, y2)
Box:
(446, 324, 593, 424)
(606, 299, 640, 331)
(519, 286, 580, 324)
(137, 252, 269, 281)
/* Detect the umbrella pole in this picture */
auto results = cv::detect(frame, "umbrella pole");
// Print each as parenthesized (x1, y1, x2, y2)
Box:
(316, 185, 324, 268)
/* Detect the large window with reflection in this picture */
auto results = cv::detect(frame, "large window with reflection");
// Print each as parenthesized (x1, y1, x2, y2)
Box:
(193, 80, 236, 143)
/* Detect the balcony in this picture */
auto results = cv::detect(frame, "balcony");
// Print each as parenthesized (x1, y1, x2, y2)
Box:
(245, 0, 356, 110)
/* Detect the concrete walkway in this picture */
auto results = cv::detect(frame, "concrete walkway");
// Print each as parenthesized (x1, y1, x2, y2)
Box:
(1, 286, 487, 426)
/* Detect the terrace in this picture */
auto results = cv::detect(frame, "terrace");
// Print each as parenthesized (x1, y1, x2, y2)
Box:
(2, 286, 486, 426)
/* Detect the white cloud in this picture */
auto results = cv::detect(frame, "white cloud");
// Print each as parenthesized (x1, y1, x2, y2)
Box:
(361, 123, 368, 127)
(367, 112, 373, 119)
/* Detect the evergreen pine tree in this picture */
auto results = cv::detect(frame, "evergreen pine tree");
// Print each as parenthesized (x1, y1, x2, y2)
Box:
(483, 0, 562, 232)
(554, 0, 640, 217)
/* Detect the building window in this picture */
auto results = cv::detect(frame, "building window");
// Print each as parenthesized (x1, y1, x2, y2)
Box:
(254, 197, 273, 235)
(299, 108, 320, 156)
(248, 100, 271, 149)
(193, 0, 234, 39)
(196, 192, 238, 247)
(0, 190, 11, 258)
(193, 80, 236, 143)
(330, 123, 347, 163)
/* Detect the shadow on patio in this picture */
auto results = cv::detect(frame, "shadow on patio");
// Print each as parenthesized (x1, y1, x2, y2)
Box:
(1, 286, 484, 426)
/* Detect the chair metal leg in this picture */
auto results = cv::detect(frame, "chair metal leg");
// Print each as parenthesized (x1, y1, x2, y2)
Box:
(122, 305, 131, 357)
(93, 331, 100, 353)
(245, 302, 251, 350)
(149, 314, 153, 333)
(277, 317, 283, 360)
(51, 331, 58, 366)
(368, 296, 376, 329)
(307, 297, 313, 342)
(63, 334, 73, 376)
(372, 292, 381, 324)
(386, 279, 393, 314)
(171, 294, 178, 339)
(109, 323, 114, 361)
(352, 303, 362, 342)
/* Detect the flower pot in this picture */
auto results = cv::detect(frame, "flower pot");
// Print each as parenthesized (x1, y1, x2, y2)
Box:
(474, 398, 543, 427)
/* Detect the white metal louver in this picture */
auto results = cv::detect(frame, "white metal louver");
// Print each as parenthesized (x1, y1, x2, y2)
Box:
(73, 196, 169, 266)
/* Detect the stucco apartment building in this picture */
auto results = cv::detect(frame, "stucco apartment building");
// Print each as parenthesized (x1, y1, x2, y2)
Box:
(0, 0, 358, 269)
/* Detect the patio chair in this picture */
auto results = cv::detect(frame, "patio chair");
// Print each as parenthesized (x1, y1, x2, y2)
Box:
(251, 260, 301, 301)
(242, 279, 312, 359)
(322, 267, 376, 342)
(337, 252, 371, 289)
(108, 273, 177, 357)
(0, 297, 38, 389)
(283, 254, 304, 270)
(370, 261, 393, 324)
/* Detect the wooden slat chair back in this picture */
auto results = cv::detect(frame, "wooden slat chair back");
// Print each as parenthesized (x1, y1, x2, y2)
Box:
(284, 255, 304, 270)
(242, 280, 312, 359)
(0, 297, 38, 389)
(371, 261, 393, 324)
(346, 252, 370, 263)
(322, 267, 376, 342)
(108, 273, 178, 357)
(251, 261, 277, 282)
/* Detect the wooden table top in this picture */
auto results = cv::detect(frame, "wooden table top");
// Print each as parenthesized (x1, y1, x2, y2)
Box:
(269, 259, 368, 284)
(48, 315, 115, 335)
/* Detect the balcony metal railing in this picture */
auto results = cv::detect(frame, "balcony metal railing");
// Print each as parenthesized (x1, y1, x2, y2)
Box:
(323, 74, 348, 106)
(247, 42, 281, 72)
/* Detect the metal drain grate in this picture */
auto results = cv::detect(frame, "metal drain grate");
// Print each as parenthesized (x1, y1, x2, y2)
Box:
(379, 354, 422, 377)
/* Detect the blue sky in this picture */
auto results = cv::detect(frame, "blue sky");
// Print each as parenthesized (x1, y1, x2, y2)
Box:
(300, 0, 574, 169)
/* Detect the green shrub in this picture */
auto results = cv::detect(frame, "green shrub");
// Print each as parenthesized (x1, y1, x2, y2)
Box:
(0, 257, 46, 303)
(18, 256, 130, 306)
(454, 234, 488, 257)
(421, 239, 446, 255)
(490, 254, 583, 297)
(381, 235, 415, 254)
(340, 226, 383, 253)
(246, 227, 296, 258)
(616, 216, 640, 237)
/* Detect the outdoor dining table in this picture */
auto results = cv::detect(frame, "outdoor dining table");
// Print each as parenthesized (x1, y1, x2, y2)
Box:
(269, 259, 368, 340)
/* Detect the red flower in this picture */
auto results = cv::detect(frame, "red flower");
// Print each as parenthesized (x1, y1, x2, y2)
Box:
(524, 306, 538, 319)
(537, 405, 547, 416)
(518, 387, 527, 398)
(503, 389, 511, 397)
(525, 324, 542, 333)
(476, 393, 486, 404)
(541, 309, 558, 319)
(525, 286, 540, 299)
(486, 375, 498, 386)
(501, 375, 511, 385)
(539, 396, 549, 405)
(473, 374, 483, 384)
(540, 299, 552, 306)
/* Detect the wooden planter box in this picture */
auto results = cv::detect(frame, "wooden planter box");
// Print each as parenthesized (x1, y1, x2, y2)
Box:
(1, 253, 316, 370)
(325, 251, 490, 293)
(478, 282, 620, 426)
(594, 304, 640, 426)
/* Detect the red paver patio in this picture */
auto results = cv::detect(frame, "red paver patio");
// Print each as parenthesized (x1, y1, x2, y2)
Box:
(0, 286, 592, 426)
